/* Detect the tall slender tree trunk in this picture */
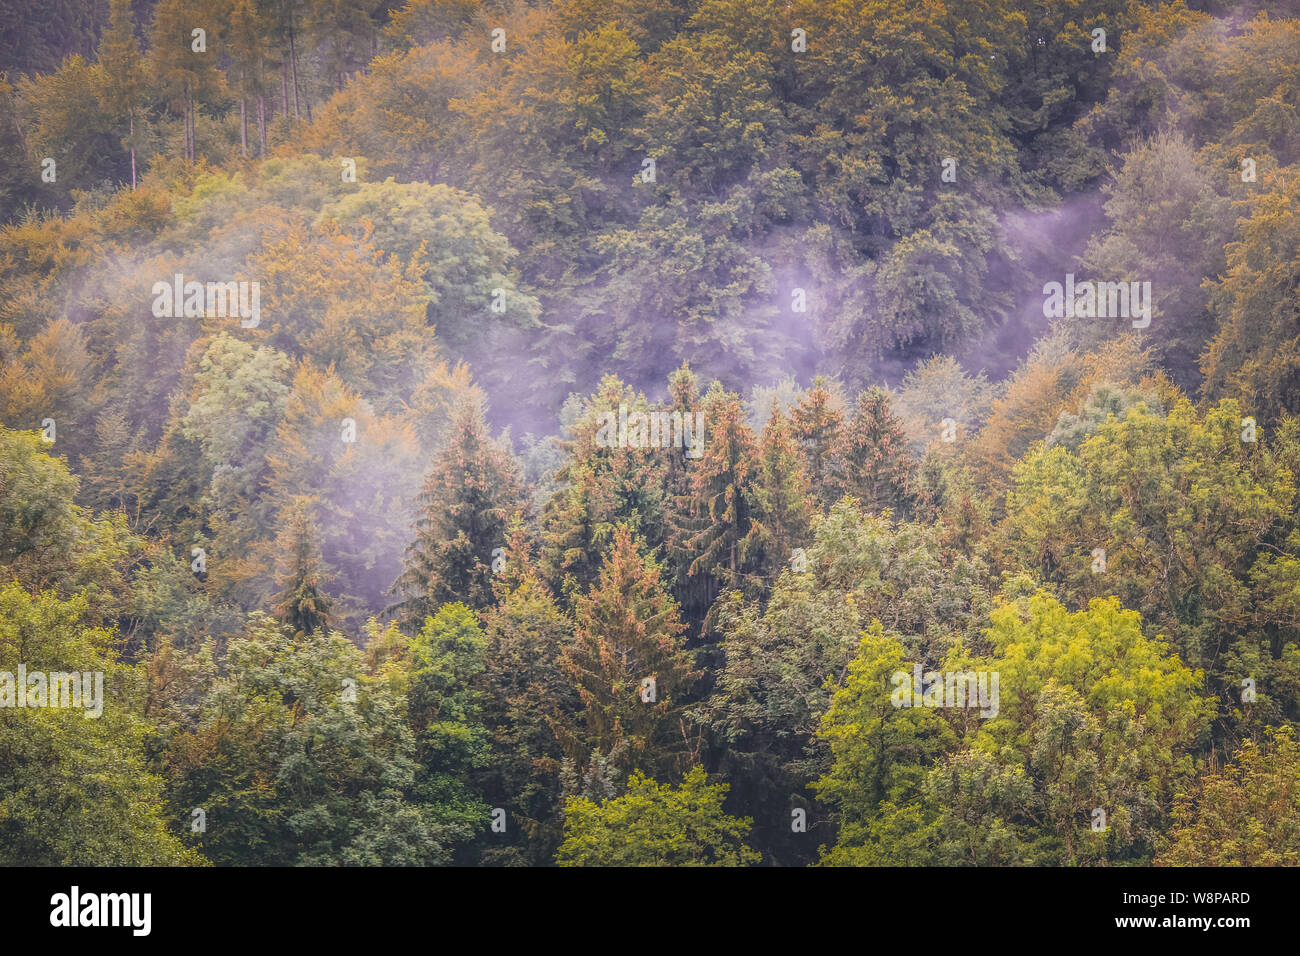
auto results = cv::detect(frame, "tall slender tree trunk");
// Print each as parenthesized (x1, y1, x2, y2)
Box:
(257, 93, 267, 156)
(128, 112, 136, 190)
(288, 27, 301, 120)
(280, 60, 289, 116)
(240, 97, 248, 155)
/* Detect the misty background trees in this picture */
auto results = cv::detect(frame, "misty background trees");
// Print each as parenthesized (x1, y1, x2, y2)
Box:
(2, 0, 1300, 865)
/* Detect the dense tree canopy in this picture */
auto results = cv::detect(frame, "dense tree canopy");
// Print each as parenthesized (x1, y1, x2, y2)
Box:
(3, 0, 1300, 867)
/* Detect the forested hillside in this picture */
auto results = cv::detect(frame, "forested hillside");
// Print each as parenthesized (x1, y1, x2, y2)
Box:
(2, 0, 1300, 866)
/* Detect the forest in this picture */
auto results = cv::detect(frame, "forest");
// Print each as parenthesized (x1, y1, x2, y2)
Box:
(1, 0, 1299, 866)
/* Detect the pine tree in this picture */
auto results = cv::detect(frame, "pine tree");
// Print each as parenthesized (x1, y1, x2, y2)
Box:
(744, 400, 813, 581)
(393, 399, 524, 626)
(539, 458, 616, 604)
(790, 376, 846, 510)
(305, 0, 376, 94)
(666, 384, 757, 634)
(476, 517, 578, 864)
(538, 376, 667, 603)
(659, 364, 710, 623)
(271, 496, 333, 635)
(833, 387, 916, 517)
(662, 364, 702, 505)
(267, 0, 309, 122)
(85, 405, 138, 514)
(554, 525, 702, 784)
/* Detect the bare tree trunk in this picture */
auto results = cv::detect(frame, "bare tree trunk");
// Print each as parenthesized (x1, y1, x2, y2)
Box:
(257, 94, 267, 156)
(288, 27, 301, 120)
(280, 60, 289, 116)
(240, 98, 248, 156)
(128, 113, 136, 190)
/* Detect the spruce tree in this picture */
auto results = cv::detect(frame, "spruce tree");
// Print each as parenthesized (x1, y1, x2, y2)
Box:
(554, 525, 701, 785)
(271, 496, 332, 635)
(148, 0, 220, 162)
(538, 376, 667, 603)
(393, 399, 524, 626)
(666, 383, 758, 634)
(476, 517, 577, 864)
(833, 386, 916, 518)
(745, 401, 813, 581)
(790, 377, 847, 510)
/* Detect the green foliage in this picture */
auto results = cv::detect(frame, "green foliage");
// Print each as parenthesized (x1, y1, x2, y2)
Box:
(1203, 170, 1300, 420)
(555, 524, 701, 784)
(707, 497, 989, 864)
(0, 584, 204, 865)
(893, 356, 995, 453)
(475, 532, 577, 864)
(556, 766, 761, 866)
(402, 603, 494, 850)
(4, 0, 1300, 869)
(832, 386, 916, 517)
(1080, 130, 1232, 387)
(816, 590, 1212, 865)
(165, 613, 461, 865)
(1158, 728, 1300, 866)
(394, 398, 525, 623)
(319, 178, 540, 361)
(998, 395, 1296, 742)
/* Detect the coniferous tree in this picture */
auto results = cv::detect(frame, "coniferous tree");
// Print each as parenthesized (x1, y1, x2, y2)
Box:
(790, 377, 846, 511)
(225, 0, 272, 156)
(271, 496, 332, 635)
(666, 383, 757, 634)
(745, 400, 813, 581)
(393, 399, 524, 626)
(659, 364, 711, 622)
(554, 524, 702, 786)
(476, 518, 578, 864)
(833, 386, 916, 518)
(538, 376, 667, 604)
